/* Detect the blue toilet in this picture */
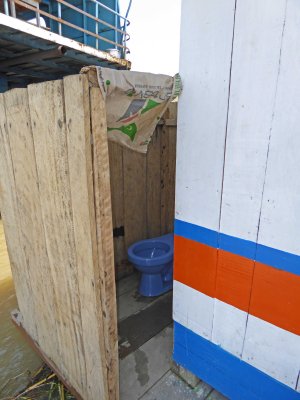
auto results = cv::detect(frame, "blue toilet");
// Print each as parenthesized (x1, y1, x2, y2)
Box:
(128, 233, 174, 297)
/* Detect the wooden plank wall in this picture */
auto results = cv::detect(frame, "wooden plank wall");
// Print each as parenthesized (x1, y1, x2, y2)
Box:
(212, 0, 287, 357)
(174, 0, 300, 397)
(0, 75, 118, 400)
(109, 103, 177, 277)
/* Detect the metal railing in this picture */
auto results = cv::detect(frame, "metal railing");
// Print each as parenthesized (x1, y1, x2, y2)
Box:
(2, 0, 130, 58)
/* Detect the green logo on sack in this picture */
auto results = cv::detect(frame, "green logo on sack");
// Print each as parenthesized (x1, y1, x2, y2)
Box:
(108, 123, 137, 141)
(141, 99, 160, 114)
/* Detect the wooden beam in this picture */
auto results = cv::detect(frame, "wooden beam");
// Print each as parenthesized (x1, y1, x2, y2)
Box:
(90, 86, 119, 400)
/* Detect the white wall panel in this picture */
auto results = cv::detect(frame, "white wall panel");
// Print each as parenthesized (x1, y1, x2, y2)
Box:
(212, 300, 247, 357)
(175, 0, 235, 230)
(175, 0, 300, 392)
(242, 315, 300, 388)
(218, 0, 286, 242)
(242, 3, 300, 389)
(173, 281, 214, 340)
(212, 0, 287, 357)
(257, 0, 300, 257)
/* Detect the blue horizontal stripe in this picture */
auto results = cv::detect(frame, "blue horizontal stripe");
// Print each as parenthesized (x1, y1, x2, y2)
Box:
(174, 219, 300, 276)
(256, 244, 300, 276)
(173, 322, 300, 400)
(174, 219, 218, 248)
(219, 231, 256, 259)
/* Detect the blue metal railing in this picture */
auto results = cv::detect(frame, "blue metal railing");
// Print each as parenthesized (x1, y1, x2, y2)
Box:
(1, 0, 130, 58)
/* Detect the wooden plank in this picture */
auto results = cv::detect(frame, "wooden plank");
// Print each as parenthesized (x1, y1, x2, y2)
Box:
(3, 87, 60, 361)
(27, 80, 87, 396)
(160, 123, 168, 235)
(11, 310, 84, 400)
(167, 104, 177, 234)
(255, 0, 300, 257)
(242, 316, 300, 389)
(123, 147, 147, 249)
(1, 77, 118, 399)
(146, 126, 162, 238)
(244, 0, 300, 388)
(90, 86, 119, 400)
(212, 0, 287, 357)
(63, 74, 108, 400)
(160, 104, 177, 235)
(175, 0, 236, 230)
(80, 66, 99, 87)
(108, 141, 126, 265)
(164, 119, 177, 127)
(173, 280, 214, 340)
(217, 0, 286, 241)
(0, 93, 37, 340)
(174, 0, 236, 342)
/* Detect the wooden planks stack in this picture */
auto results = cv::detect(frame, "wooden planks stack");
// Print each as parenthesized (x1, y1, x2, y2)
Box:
(0, 75, 118, 400)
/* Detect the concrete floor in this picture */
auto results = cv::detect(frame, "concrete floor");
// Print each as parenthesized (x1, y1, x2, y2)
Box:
(117, 273, 227, 400)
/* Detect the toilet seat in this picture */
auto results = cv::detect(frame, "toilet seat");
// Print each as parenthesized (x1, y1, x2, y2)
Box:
(128, 236, 173, 267)
(127, 233, 174, 297)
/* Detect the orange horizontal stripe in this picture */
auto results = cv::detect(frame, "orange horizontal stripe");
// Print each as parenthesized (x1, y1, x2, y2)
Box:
(216, 250, 254, 312)
(250, 262, 300, 336)
(174, 234, 300, 335)
(174, 235, 217, 298)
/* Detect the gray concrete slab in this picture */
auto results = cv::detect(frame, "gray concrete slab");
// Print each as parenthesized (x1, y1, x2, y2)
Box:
(172, 361, 200, 387)
(117, 274, 227, 400)
(206, 390, 228, 400)
(118, 292, 172, 359)
(116, 273, 139, 298)
(117, 274, 155, 321)
(120, 325, 173, 400)
(117, 288, 154, 322)
(117, 273, 172, 322)
(140, 371, 213, 400)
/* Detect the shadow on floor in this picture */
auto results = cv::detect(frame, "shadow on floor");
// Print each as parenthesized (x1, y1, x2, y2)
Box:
(116, 273, 227, 400)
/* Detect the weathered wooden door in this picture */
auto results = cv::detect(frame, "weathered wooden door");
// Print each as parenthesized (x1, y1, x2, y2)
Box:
(0, 75, 118, 400)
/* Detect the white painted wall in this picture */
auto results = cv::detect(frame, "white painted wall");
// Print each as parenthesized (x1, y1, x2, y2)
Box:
(212, 0, 287, 358)
(175, 0, 300, 390)
(257, 0, 300, 257)
(175, 0, 235, 231)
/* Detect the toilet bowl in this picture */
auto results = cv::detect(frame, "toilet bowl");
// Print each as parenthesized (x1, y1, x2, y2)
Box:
(128, 233, 174, 297)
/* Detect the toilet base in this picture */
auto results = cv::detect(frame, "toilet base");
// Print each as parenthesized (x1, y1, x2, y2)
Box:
(138, 272, 173, 297)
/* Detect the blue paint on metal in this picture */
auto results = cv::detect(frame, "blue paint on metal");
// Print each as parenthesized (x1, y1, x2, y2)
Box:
(8, 0, 125, 53)
(0, 30, 113, 68)
(48, 0, 122, 50)
(173, 322, 300, 400)
(0, 0, 128, 90)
